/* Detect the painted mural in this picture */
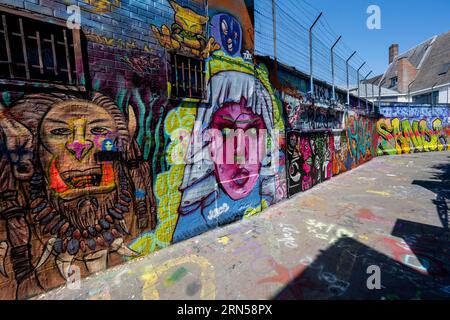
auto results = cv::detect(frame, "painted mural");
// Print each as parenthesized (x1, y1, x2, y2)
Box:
(377, 106, 450, 155)
(0, 93, 157, 299)
(331, 114, 378, 176)
(286, 131, 334, 196)
(142, 1, 286, 244)
(282, 92, 342, 131)
(1, 0, 450, 301)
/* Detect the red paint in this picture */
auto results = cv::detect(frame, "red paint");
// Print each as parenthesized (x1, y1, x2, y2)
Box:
(49, 158, 70, 194)
(100, 163, 115, 186)
(356, 208, 377, 221)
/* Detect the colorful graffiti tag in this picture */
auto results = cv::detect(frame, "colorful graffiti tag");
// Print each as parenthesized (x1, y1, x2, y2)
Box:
(377, 117, 449, 155)
(286, 131, 334, 196)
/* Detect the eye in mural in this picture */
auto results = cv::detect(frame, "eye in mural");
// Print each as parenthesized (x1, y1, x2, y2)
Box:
(211, 13, 242, 57)
(0, 93, 157, 299)
(151, 1, 220, 58)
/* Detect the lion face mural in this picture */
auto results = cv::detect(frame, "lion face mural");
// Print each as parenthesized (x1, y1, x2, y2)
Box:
(0, 93, 156, 299)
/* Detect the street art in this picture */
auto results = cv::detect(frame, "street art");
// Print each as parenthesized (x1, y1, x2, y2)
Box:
(346, 114, 377, 166)
(305, 219, 354, 245)
(151, 1, 220, 58)
(128, 2, 286, 253)
(65, 0, 121, 14)
(282, 93, 342, 131)
(1, 0, 450, 301)
(171, 35, 285, 242)
(376, 117, 449, 155)
(286, 131, 334, 196)
(0, 93, 157, 299)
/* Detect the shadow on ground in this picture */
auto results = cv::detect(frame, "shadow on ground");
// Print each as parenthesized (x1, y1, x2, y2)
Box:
(272, 225, 450, 300)
(412, 157, 450, 229)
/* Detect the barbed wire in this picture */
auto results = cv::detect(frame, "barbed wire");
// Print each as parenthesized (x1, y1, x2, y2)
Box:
(255, 0, 380, 95)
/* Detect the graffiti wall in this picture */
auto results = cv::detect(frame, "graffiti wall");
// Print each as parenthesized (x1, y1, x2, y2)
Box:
(286, 131, 334, 196)
(0, 0, 287, 299)
(1, 0, 449, 301)
(332, 113, 379, 176)
(377, 105, 450, 155)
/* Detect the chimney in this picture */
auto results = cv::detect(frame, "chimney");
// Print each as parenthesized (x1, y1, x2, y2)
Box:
(389, 44, 399, 64)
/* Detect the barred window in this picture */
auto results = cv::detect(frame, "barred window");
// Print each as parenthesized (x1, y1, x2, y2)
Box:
(169, 53, 206, 100)
(0, 7, 84, 87)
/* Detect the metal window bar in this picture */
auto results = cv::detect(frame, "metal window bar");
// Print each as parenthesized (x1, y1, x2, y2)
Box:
(0, 10, 80, 84)
(0, 14, 14, 78)
(28, 31, 44, 74)
(44, 34, 59, 76)
(14, 17, 31, 80)
(170, 54, 206, 99)
(62, 29, 73, 83)
(194, 64, 198, 96)
(187, 57, 192, 98)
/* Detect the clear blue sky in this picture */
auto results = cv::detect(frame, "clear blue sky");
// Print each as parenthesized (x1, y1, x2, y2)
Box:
(309, 0, 450, 75)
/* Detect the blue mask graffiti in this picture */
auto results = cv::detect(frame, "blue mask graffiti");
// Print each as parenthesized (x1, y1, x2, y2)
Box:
(211, 13, 242, 57)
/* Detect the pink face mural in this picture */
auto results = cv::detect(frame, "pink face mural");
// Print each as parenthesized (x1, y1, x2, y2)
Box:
(209, 97, 266, 200)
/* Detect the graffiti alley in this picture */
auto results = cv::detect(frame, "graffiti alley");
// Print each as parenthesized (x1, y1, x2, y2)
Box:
(33, 151, 450, 300)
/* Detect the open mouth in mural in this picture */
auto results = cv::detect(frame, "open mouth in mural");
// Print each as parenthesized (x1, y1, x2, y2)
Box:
(232, 168, 250, 186)
(227, 40, 234, 52)
(49, 159, 116, 200)
(61, 168, 103, 189)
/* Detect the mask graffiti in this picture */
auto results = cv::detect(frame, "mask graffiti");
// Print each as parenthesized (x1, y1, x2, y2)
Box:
(211, 13, 243, 57)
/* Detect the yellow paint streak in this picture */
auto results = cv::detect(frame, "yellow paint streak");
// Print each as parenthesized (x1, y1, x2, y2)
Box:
(141, 255, 215, 300)
(366, 190, 391, 197)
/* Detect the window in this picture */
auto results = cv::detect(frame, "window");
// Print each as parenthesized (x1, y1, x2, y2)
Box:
(438, 63, 450, 76)
(412, 91, 439, 104)
(0, 7, 84, 87)
(169, 53, 206, 99)
(389, 77, 398, 88)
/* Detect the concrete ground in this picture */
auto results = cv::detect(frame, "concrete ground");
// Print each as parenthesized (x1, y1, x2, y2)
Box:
(34, 152, 450, 300)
